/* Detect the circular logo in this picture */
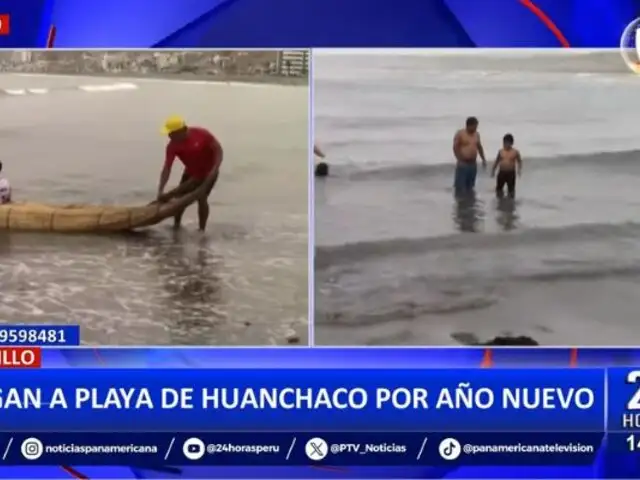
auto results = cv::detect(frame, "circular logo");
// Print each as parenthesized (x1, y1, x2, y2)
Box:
(305, 437, 328, 461)
(20, 437, 44, 461)
(182, 437, 205, 461)
(620, 17, 640, 74)
(438, 438, 461, 461)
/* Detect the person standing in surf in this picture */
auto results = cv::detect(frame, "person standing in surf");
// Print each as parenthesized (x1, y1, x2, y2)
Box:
(157, 116, 223, 231)
(491, 133, 522, 198)
(453, 117, 486, 195)
(0, 162, 11, 204)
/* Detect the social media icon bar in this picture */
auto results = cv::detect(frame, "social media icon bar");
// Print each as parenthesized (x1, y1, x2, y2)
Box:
(305, 437, 328, 461)
(20, 437, 44, 461)
(182, 437, 206, 461)
(438, 438, 462, 461)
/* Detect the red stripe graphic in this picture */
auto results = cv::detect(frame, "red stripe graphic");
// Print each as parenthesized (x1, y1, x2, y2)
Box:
(46, 25, 56, 48)
(518, 0, 570, 48)
(61, 465, 88, 479)
(569, 348, 579, 367)
(480, 348, 494, 368)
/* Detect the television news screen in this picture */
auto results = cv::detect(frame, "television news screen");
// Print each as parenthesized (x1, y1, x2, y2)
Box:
(5, 345, 640, 478)
(0, 0, 639, 479)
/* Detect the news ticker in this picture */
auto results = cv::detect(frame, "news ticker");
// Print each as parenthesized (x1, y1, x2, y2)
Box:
(0, 432, 615, 466)
(7, 365, 640, 436)
(0, 368, 605, 431)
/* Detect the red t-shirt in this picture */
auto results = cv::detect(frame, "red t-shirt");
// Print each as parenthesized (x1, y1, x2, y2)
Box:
(165, 127, 222, 180)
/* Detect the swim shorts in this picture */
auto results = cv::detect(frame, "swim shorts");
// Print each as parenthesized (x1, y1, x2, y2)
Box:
(496, 170, 516, 197)
(454, 163, 477, 194)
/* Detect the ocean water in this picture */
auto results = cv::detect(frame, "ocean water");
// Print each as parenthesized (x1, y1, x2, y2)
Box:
(314, 50, 640, 346)
(0, 73, 309, 345)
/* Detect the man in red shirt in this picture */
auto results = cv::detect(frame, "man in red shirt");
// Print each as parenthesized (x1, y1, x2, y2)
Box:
(157, 116, 223, 231)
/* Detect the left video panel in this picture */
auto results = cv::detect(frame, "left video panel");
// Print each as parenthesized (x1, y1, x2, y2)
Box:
(0, 50, 310, 346)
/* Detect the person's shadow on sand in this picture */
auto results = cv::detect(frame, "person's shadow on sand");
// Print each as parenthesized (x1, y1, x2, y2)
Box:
(495, 197, 519, 231)
(452, 192, 484, 233)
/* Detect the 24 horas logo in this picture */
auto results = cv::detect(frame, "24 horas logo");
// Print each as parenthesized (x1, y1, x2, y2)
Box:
(621, 17, 640, 73)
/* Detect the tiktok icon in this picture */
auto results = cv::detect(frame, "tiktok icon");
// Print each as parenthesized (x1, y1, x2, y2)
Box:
(438, 438, 462, 461)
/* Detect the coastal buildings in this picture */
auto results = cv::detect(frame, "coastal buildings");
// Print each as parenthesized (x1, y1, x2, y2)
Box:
(0, 51, 308, 82)
(277, 51, 309, 76)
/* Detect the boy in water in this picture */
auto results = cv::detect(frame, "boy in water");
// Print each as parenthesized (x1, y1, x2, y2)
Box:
(491, 133, 522, 198)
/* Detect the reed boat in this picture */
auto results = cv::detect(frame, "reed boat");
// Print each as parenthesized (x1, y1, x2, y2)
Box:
(0, 169, 217, 233)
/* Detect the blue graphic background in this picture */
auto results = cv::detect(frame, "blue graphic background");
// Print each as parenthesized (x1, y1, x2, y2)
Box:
(0, 0, 637, 47)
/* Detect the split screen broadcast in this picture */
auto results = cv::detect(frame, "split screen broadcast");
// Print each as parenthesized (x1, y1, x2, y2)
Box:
(0, 49, 635, 347)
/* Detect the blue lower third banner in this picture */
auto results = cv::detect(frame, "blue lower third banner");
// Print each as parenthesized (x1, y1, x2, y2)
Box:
(0, 368, 604, 431)
(1, 432, 603, 466)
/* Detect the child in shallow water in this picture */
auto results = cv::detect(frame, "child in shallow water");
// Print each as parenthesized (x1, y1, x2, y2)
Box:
(491, 133, 523, 198)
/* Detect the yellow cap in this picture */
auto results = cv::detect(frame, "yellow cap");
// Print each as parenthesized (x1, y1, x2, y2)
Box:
(161, 116, 186, 135)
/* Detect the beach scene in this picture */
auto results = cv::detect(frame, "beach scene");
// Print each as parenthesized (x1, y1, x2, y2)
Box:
(0, 50, 309, 346)
(315, 50, 640, 346)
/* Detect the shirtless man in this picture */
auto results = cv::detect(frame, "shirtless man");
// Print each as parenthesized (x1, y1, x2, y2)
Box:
(453, 117, 486, 195)
(491, 133, 522, 198)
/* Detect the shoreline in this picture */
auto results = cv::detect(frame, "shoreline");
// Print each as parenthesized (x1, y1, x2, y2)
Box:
(3, 70, 308, 87)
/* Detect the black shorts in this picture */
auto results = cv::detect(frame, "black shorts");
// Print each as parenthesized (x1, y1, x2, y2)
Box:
(496, 170, 516, 196)
(180, 170, 219, 197)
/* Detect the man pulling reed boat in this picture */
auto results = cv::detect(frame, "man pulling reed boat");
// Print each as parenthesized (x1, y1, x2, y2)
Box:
(0, 117, 222, 233)
(157, 116, 224, 231)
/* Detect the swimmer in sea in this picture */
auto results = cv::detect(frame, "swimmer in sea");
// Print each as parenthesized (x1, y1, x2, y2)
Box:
(314, 144, 328, 177)
(491, 133, 522, 199)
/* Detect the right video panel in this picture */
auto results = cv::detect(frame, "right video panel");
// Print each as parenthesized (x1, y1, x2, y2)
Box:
(314, 49, 636, 346)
